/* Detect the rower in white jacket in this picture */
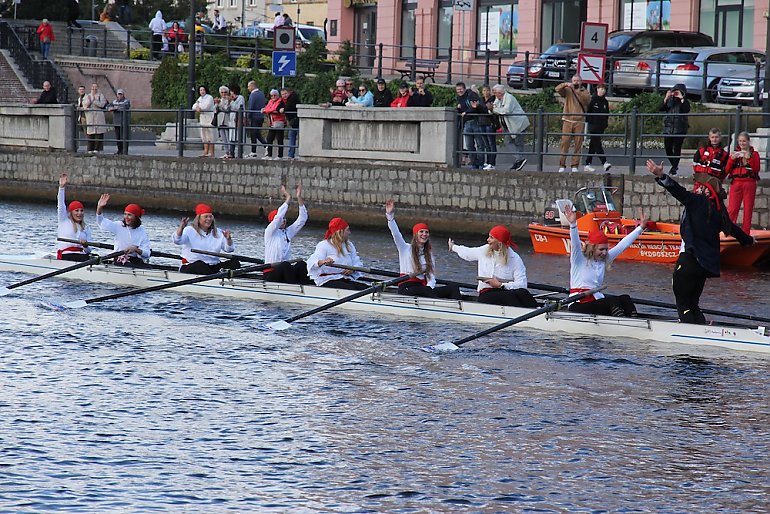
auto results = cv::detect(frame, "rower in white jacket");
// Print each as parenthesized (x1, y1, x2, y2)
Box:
(385, 199, 461, 299)
(263, 184, 310, 284)
(56, 173, 92, 261)
(96, 193, 151, 267)
(449, 225, 538, 307)
(306, 217, 367, 290)
(173, 203, 239, 275)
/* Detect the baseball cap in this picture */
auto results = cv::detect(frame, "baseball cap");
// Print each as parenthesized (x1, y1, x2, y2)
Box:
(376, 78, 386, 84)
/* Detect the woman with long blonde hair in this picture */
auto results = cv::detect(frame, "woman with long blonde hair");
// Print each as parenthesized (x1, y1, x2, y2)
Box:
(56, 173, 92, 261)
(173, 203, 239, 275)
(306, 217, 368, 290)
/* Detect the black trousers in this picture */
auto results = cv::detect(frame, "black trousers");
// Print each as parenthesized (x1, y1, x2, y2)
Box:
(321, 278, 369, 290)
(249, 122, 267, 151)
(179, 258, 241, 275)
(672, 251, 709, 324)
(266, 128, 284, 157)
(585, 133, 606, 165)
(478, 288, 539, 308)
(263, 261, 312, 285)
(151, 34, 163, 59)
(114, 125, 127, 154)
(664, 134, 685, 170)
(568, 294, 637, 317)
(398, 281, 462, 300)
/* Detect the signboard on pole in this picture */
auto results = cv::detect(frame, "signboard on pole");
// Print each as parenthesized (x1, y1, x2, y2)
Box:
(453, 0, 473, 12)
(577, 53, 606, 84)
(580, 22, 609, 53)
(272, 51, 297, 77)
(274, 26, 296, 51)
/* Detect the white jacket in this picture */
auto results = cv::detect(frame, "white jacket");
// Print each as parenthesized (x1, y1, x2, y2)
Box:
(386, 215, 435, 287)
(172, 226, 234, 265)
(97, 214, 151, 260)
(264, 201, 307, 263)
(306, 239, 363, 286)
(452, 243, 528, 292)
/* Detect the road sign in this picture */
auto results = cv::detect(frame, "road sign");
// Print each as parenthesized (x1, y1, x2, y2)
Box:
(453, 0, 473, 12)
(580, 22, 609, 53)
(272, 51, 297, 77)
(577, 53, 606, 84)
(274, 26, 295, 51)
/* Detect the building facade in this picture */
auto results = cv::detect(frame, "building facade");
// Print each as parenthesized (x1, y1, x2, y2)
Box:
(326, 0, 765, 77)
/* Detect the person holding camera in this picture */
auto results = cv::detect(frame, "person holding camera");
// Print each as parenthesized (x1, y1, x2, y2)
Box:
(660, 84, 690, 176)
(555, 75, 590, 173)
(407, 78, 433, 107)
(725, 131, 760, 234)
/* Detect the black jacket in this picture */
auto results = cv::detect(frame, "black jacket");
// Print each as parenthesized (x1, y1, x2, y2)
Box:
(660, 84, 690, 135)
(585, 94, 609, 133)
(373, 88, 393, 107)
(36, 88, 58, 104)
(407, 89, 433, 107)
(656, 174, 752, 277)
(282, 91, 300, 128)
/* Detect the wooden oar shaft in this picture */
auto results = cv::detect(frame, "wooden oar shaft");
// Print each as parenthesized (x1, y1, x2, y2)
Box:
(191, 249, 264, 265)
(5, 250, 124, 290)
(57, 238, 183, 260)
(284, 272, 421, 324)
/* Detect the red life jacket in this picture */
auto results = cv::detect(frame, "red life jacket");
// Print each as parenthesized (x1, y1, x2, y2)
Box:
(693, 145, 728, 182)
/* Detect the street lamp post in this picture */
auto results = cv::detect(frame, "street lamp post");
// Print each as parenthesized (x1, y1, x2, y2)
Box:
(187, 0, 196, 117)
(764, 10, 770, 126)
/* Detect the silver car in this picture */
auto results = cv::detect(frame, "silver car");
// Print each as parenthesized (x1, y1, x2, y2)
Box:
(611, 47, 764, 101)
(717, 69, 765, 105)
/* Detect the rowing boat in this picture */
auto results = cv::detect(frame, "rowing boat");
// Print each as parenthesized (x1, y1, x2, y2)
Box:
(528, 186, 770, 267)
(1, 254, 768, 355)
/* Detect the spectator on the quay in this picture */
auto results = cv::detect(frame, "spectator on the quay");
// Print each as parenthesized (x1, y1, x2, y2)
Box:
(75, 85, 87, 138)
(227, 85, 245, 158)
(83, 83, 108, 153)
(480, 85, 494, 106)
(726, 131, 761, 234)
(214, 85, 233, 159)
(456, 82, 482, 169)
(281, 87, 300, 159)
(67, 0, 82, 28)
(193, 85, 216, 158)
(660, 83, 690, 176)
(491, 84, 528, 171)
(36, 19, 55, 60)
(347, 84, 373, 107)
(344, 78, 357, 101)
(483, 94, 498, 169)
(282, 13, 293, 27)
(34, 81, 58, 104)
(273, 12, 284, 28)
(263, 89, 287, 159)
(212, 9, 227, 33)
(373, 78, 393, 107)
(555, 75, 590, 173)
(328, 79, 347, 106)
(246, 80, 267, 157)
(148, 11, 166, 60)
(165, 22, 186, 53)
(107, 89, 131, 154)
(407, 77, 433, 107)
(584, 83, 611, 173)
(469, 96, 494, 170)
(390, 82, 410, 107)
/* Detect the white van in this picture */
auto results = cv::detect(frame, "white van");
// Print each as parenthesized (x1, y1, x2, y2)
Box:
(257, 23, 325, 46)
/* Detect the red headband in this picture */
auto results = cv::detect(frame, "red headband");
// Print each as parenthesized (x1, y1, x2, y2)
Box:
(124, 203, 144, 218)
(489, 225, 518, 249)
(67, 200, 84, 212)
(588, 229, 609, 245)
(267, 209, 279, 223)
(195, 203, 213, 216)
(324, 217, 349, 239)
(412, 223, 429, 235)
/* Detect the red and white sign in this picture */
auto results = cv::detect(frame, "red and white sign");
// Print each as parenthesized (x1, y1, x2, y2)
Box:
(580, 22, 609, 53)
(577, 53, 606, 84)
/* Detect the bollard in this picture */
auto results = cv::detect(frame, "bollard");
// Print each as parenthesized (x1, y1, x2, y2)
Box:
(629, 108, 638, 175)
(536, 107, 545, 172)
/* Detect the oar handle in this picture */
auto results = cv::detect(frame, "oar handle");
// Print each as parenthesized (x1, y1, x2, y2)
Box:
(328, 263, 479, 290)
(58, 238, 183, 261)
(191, 249, 264, 265)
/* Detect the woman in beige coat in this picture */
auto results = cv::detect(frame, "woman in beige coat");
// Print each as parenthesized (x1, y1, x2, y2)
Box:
(83, 83, 108, 152)
(193, 85, 216, 158)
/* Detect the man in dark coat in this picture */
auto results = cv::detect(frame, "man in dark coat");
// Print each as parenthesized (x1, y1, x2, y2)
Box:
(34, 81, 58, 104)
(373, 78, 393, 107)
(246, 80, 267, 157)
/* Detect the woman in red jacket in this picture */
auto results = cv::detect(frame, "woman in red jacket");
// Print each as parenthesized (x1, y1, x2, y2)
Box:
(36, 19, 55, 60)
(725, 131, 760, 234)
(262, 89, 287, 158)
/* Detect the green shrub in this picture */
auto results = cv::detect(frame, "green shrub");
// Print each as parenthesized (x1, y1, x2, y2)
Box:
(335, 40, 357, 78)
(151, 57, 187, 108)
(235, 53, 254, 69)
(130, 48, 150, 60)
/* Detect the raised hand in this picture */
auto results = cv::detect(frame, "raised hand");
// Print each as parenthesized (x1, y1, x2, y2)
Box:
(280, 184, 290, 202)
(385, 199, 395, 215)
(448, 238, 454, 251)
(179, 216, 189, 229)
(96, 193, 110, 213)
(223, 229, 233, 241)
(645, 159, 664, 177)
(59, 173, 68, 187)
(295, 184, 302, 202)
(638, 208, 649, 229)
(563, 203, 577, 225)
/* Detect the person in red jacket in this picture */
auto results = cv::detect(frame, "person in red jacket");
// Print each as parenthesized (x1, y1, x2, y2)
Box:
(262, 89, 287, 159)
(36, 19, 55, 60)
(725, 131, 761, 234)
(390, 82, 410, 108)
(692, 127, 729, 184)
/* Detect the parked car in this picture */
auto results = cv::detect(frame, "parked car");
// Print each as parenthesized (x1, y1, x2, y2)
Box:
(717, 69, 766, 105)
(506, 42, 578, 89)
(612, 47, 763, 101)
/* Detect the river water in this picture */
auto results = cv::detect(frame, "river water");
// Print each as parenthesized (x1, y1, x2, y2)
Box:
(1, 198, 769, 513)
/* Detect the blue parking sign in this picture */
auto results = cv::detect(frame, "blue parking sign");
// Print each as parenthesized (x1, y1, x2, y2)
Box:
(272, 51, 297, 77)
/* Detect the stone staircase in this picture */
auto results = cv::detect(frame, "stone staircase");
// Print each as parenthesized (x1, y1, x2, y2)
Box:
(0, 50, 41, 102)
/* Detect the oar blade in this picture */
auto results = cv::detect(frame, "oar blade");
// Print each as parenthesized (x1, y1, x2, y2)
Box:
(63, 300, 89, 309)
(420, 341, 460, 353)
(0, 286, 11, 297)
(265, 320, 292, 331)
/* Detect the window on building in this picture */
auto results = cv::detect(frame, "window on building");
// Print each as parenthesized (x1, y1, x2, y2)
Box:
(401, 2, 417, 58)
(436, 1, 453, 59)
(248, 0, 256, 6)
(620, 0, 671, 30)
(541, 0, 585, 50)
(476, 0, 519, 56)
(699, 0, 753, 47)
(216, 0, 223, 7)
(229, 0, 236, 8)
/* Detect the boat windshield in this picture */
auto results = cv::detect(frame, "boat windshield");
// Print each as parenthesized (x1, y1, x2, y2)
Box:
(575, 188, 618, 213)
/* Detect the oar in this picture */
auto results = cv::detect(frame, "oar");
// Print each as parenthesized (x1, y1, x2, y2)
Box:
(192, 249, 264, 265)
(266, 271, 422, 330)
(58, 238, 183, 260)
(525, 280, 770, 325)
(327, 263, 479, 290)
(0, 250, 124, 296)
(421, 286, 605, 353)
(59, 260, 295, 309)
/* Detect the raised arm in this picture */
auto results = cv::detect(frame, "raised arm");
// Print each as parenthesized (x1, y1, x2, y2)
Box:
(385, 199, 409, 252)
(286, 184, 308, 239)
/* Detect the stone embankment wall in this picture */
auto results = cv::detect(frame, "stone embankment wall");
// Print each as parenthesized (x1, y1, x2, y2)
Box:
(0, 149, 768, 236)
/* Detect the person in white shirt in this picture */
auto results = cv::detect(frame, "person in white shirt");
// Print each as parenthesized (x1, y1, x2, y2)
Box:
(563, 203, 646, 316)
(449, 225, 538, 307)
(212, 9, 226, 33)
(173, 203, 239, 275)
(56, 173, 92, 261)
(385, 199, 461, 299)
(273, 12, 284, 28)
(306, 218, 367, 290)
(148, 10, 166, 59)
(263, 184, 310, 284)
(95, 193, 151, 267)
